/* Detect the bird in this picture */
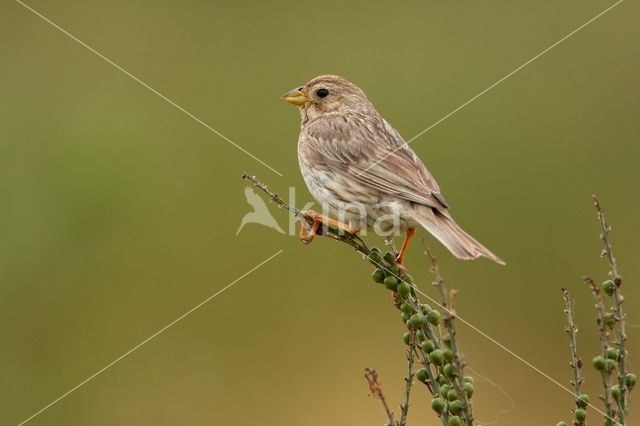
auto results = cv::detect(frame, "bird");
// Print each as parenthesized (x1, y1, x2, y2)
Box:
(282, 74, 504, 266)
(236, 186, 285, 236)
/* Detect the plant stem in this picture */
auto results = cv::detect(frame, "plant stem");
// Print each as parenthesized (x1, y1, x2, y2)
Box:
(364, 368, 395, 425)
(398, 334, 415, 426)
(562, 288, 585, 425)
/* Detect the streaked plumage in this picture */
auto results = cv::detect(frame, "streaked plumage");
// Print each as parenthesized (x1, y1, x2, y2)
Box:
(284, 75, 504, 265)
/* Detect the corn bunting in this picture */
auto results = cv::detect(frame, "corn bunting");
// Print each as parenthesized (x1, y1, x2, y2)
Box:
(283, 75, 504, 266)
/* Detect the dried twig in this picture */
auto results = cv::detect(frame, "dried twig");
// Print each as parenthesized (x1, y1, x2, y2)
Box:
(562, 287, 586, 425)
(398, 333, 415, 426)
(364, 368, 395, 425)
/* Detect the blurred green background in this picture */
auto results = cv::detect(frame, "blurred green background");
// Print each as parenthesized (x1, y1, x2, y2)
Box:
(1, 0, 638, 424)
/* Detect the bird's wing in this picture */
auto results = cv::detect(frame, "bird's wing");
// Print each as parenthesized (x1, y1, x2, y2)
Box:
(300, 115, 449, 210)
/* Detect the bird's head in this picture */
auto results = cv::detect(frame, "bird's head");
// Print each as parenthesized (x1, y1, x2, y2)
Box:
(282, 75, 374, 122)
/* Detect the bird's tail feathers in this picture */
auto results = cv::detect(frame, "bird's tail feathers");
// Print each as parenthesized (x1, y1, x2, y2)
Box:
(412, 209, 505, 266)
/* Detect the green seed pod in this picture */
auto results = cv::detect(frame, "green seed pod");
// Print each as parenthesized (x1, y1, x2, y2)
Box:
(400, 302, 413, 315)
(401, 313, 408, 323)
(448, 399, 464, 415)
(575, 408, 586, 422)
(447, 415, 462, 426)
(368, 250, 382, 264)
(606, 359, 616, 372)
(371, 269, 386, 284)
(390, 263, 401, 275)
(438, 375, 448, 385)
(601, 280, 615, 296)
(606, 347, 618, 360)
(421, 340, 435, 354)
(384, 276, 399, 291)
(416, 368, 429, 383)
(576, 393, 589, 409)
(409, 313, 427, 329)
(427, 309, 442, 325)
(611, 385, 621, 401)
(416, 330, 427, 342)
(397, 282, 411, 297)
(556, 422, 568, 426)
(604, 418, 614, 426)
(463, 376, 475, 386)
(440, 384, 451, 398)
(420, 304, 432, 314)
(383, 252, 396, 264)
(603, 313, 616, 329)
(626, 373, 637, 390)
(430, 349, 445, 366)
(403, 332, 412, 345)
(592, 355, 606, 371)
(403, 274, 413, 284)
(443, 349, 454, 362)
(464, 382, 475, 398)
(446, 389, 458, 401)
(431, 397, 446, 414)
(443, 363, 455, 378)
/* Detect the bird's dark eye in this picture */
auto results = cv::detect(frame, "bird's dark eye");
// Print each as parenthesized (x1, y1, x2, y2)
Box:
(316, 88, 329, 98)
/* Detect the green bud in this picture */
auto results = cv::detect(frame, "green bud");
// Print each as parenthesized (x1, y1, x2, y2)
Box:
(464, 382, 475, 398)
(403, 332, 412, 345)
(446, 389, 458, 401)
(443, 349, 454, 362)
(421, 340, 435, 354)
(416, 330, 427, 342)
(427, 309, 442, 325)
(611, 385, 621, 401)
(463, 376, 475, 385)
(384, 276, 399, 291)
(368, 250, 382, 264)
(606, 359, 616, 372)
(437, 375, 448, 385)
(430, 349, 445, 366)
(603, 313, 616, 329)
(604, 419, 614, 426)
(576, 393, 589, 409)
(626, 373, 636, 390)
(416, 368, 429, 383)
(409, 313, 426, 329)
(431, 397, 446, 414)
(403, 274, 413, 284)
(371, 269, 386, 284)
(592, 355, 606, 371)
(383, 252, 396, 264)
(420, 304, 432, 314)
(443, 363, 455, 378)
(401, 313, 408, 323)
(440, 384, 451, 398)
(390, 263, 401, 275)
(400, 302, 413, 315)
(575, 408, 586, 422)
(448, 399, 464, 415)
(397, 282, 411, 297)
(601, 280, 615, 296)
(447, 415, 462, 426)
(606, 347, 618, 360)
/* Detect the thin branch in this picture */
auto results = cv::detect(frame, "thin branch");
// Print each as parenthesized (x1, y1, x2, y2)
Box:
(562, 287, 586, 425)
(364, 368, 395, 425)
(424, 242, 474, 426)
(398, 334, 416, 426)
(593, 195, 629, 423)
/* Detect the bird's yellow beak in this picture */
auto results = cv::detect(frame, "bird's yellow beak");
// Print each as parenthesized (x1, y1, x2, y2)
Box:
(282, 87, 309, 106)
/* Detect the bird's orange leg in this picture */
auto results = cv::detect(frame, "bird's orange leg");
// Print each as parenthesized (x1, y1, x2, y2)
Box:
(299, 210, 360, 244)
(396, 227, 416, 266)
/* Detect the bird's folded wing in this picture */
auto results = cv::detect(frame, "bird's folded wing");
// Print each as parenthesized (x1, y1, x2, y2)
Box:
(301, 122, 449, 210)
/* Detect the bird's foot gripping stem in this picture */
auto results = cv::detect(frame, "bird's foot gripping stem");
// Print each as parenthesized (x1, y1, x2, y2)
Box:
(299, 210, 360, 244)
